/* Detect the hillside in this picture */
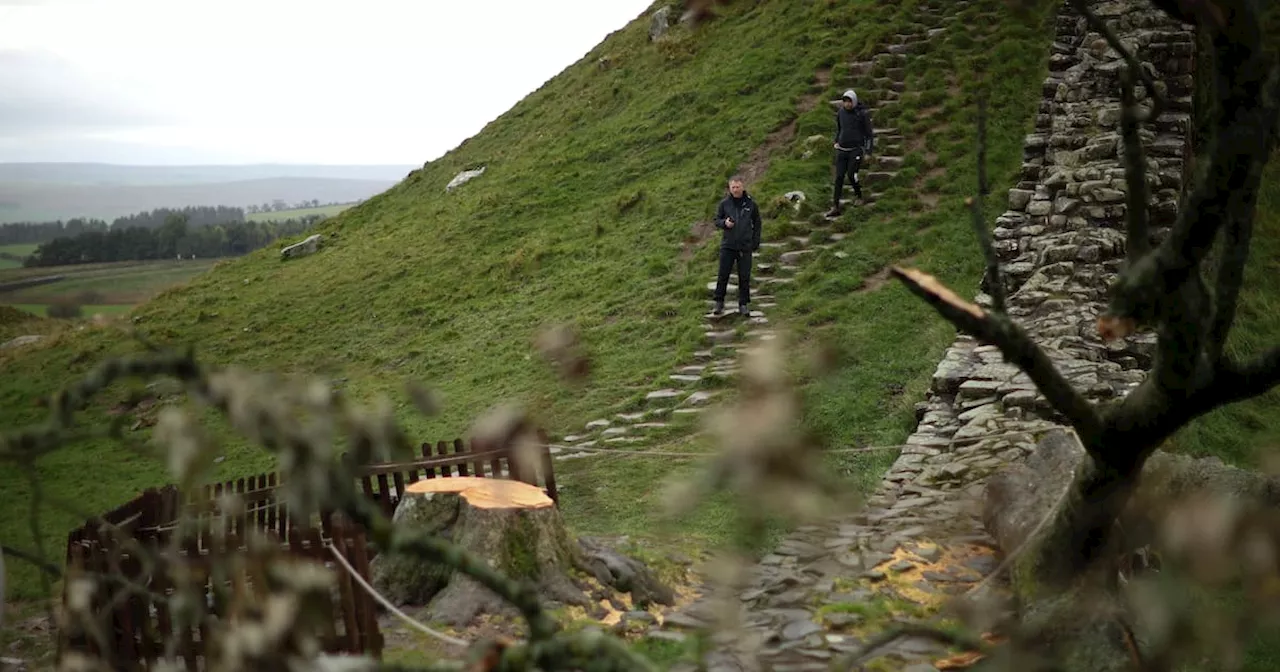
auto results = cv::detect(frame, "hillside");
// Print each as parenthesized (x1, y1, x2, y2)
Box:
(2, 0, 1279, 633)
(0, 176, 400, 223)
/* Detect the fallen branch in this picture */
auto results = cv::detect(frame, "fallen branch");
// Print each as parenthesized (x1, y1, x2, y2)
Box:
(890, 266, 1102, 443)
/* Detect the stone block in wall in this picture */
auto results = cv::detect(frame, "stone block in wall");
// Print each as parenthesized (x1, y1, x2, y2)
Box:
(1008, 189, 1034, 211)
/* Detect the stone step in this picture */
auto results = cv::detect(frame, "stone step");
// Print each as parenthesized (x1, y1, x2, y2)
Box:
(862, 171, 899, 186)
(887, 42, 926, 55)
(704, 330, 739, 344)
(780, 249, 815, 263)
(645, 389, 682, 403)
(669, 374, 704, 384)
(682, 391, 719, 407)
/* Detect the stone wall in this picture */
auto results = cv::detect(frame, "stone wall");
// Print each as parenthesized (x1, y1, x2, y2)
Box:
(870, 0, 1196, 519)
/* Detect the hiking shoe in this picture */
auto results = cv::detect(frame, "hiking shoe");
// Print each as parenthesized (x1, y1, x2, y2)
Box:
(738, 304, 750, 316)
(825, 207, 841, 218)
(713, 301, 724, 315)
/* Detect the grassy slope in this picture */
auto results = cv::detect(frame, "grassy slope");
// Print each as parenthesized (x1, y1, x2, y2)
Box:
(2, 0, 1274, 636)
(0, 0, 902, 599)
(0, 0, 1061, 600)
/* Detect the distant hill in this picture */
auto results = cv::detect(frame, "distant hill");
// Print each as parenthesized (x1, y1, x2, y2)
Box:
(0, 163, 417, 186)
(0, 169, 411, 223)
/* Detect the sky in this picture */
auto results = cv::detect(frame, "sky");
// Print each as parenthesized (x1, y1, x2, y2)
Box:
(0, 0, 656, 165)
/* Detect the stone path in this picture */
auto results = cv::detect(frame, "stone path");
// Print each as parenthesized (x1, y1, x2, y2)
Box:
(625, 1, 1196, 671)
(546, 7, 931, 464)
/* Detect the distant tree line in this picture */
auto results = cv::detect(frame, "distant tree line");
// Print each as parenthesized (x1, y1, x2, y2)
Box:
(0, 201, 354, 247)
(0, 206, 246, 246)
(22, 213, 322, 268)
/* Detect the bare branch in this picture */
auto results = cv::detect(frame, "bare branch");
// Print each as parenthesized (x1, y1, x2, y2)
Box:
(1103, 19, 1280, 331)
(1118, 66, 1152, 263)
(1204, 348, 1280, 406)
(1205, 212, 1255, 364)
(891, 266, 1104, 444)
(0, 543, 62, 578)
(970, 91, 1006, 312)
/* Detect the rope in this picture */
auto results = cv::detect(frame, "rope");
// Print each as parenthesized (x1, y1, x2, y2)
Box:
(326, 543, 471, 649)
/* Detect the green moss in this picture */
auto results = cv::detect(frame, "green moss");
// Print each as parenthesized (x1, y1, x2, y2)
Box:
(502, 514, 541, 579)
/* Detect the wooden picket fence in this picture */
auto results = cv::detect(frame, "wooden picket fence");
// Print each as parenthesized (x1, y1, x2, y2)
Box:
(59, 432, 558, 670)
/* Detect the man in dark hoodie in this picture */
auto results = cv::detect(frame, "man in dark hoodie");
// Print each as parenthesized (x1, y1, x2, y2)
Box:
(711, 175, 762, 316)
(826, 89, 874, 218)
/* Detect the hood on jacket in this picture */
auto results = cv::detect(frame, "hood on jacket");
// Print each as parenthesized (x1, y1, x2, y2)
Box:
(842, 89, 857, 105)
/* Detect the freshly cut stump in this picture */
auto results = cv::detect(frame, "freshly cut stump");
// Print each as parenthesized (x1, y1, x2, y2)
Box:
(371, 477, 592, 627)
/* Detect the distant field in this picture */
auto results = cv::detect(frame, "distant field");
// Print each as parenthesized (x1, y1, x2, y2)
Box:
(0, 243, 38, 270)
(7, 303, 134, 318)
(246, 202, 353, 222)
(0, 258, 218, 308)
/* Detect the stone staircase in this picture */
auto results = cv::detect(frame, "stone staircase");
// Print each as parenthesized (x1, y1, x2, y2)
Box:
(634, 1, 1197, 671)
(546, 6, 949, 459)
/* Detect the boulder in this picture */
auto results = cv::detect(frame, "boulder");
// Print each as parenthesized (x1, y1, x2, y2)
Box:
(649, 6, 673, 41)
(445, 166, 486, 192)
(0, 335, 43, 350)
(280, 234, 324, 260)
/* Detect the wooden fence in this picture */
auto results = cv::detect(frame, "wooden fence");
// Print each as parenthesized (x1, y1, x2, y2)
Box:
(60, 433, 559, 670)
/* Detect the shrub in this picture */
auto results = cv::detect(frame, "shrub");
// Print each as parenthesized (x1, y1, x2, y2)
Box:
(47, 300, 83, 319)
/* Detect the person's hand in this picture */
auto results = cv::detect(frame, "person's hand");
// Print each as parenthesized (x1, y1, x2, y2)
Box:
(725, 217, 734, 228)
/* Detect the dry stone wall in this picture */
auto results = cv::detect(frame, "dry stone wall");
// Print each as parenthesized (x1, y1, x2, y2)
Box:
(650, 2, 1198, 670)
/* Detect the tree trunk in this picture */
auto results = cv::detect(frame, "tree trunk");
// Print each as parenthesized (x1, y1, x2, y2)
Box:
(983, 429, 1280, 671)
(370, 477, 675, 628)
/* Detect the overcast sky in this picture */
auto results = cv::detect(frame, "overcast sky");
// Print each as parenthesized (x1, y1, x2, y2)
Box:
(0, 0, 655, 165)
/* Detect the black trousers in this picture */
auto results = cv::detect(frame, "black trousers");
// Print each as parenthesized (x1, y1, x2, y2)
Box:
(713, 248, 752, 305)
(833, 149, 864, 204)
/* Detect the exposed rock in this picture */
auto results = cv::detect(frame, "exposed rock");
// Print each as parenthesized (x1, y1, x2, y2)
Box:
(0, 335, 43, 350)
(445, 166, 486, 192)
(649, 6, 673, 41)
(280, 234, 324, 260)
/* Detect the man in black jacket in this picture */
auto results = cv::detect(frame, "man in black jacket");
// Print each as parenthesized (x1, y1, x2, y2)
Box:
(826, 89, 874, 218)
(711, 175, 762, 316)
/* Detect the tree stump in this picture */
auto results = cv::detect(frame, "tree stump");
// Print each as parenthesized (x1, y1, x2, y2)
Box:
(370, 477, 674, 627)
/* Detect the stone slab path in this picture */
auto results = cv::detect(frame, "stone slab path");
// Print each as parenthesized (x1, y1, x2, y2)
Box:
(546, 4, 928, 464)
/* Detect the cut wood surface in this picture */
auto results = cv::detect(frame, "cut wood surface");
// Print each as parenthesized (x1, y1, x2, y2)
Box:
(403, 476, 553, 510)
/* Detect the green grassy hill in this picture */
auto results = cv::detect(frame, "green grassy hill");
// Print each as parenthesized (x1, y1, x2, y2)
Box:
(1, 0, 1277, 621)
